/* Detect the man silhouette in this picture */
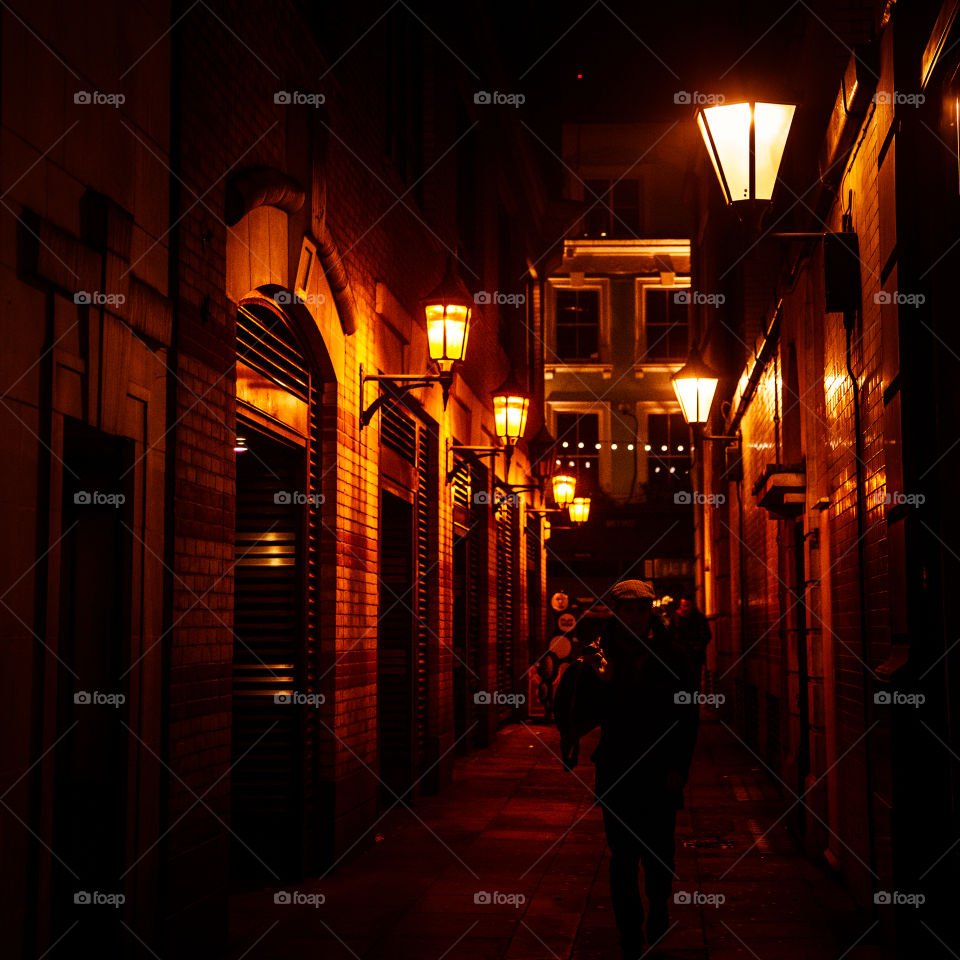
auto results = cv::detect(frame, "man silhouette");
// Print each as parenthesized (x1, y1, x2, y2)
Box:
(556, 579, 700, 957)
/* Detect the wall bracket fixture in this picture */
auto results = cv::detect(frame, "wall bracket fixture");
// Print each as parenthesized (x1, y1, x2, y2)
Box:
(359, 364, 452, 429)
(445, 444, 501, 486)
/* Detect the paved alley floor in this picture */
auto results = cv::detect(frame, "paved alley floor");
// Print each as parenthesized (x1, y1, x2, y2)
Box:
(225, 718, 891, 960)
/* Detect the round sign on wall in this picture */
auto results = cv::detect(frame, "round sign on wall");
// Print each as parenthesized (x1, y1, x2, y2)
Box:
(549, 634, 573, 660)
(550, 591, 569, 612)
(557, 611, 577, 632)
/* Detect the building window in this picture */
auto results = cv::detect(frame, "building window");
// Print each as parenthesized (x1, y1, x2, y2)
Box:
(582, 179, 641, 238)
(555, 411, 599, 494)
(643, 287, 689, 361)
(555, 289, 600, 361)
(646, 413, 690, 494)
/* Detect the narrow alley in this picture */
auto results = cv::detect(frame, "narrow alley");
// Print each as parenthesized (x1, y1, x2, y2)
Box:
(226, 718, 886, 960)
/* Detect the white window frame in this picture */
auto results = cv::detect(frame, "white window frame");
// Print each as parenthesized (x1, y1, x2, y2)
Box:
(636, 400, 686, 487)
(634, 276, 691, 374)
(545, 277, 612, 378)
(547, 400, 612, 494)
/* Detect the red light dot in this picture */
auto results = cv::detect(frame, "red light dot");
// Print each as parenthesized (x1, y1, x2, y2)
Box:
(577, 74, 583, 79)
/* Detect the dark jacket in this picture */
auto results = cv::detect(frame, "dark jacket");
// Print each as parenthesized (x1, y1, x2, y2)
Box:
(555, 615, 700, 796)
(671, 606, 712, 672)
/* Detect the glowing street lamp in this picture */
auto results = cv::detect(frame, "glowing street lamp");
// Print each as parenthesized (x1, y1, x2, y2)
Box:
(422, 257, 472, 373)
(672, 347, 720, 425)
(492, 371, 530, 447)
(568, 497, 591, 525)
(697, 101, 795, 216)
(551, 474, 576, 508)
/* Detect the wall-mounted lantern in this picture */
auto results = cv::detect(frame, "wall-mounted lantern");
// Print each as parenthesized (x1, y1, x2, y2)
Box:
(360, 257, 472, 428)
(672, 347, 720, 425)
(697, 101, 795, 222)
(551, 474, 577, 508)
(492, 371, 530, 447)
(568, 497, 591, 525)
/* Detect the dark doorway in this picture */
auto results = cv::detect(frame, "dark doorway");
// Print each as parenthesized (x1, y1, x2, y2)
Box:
(52, 420, 132, 955)
(231, 422, 305, 884)
(378, 490, 416, 802)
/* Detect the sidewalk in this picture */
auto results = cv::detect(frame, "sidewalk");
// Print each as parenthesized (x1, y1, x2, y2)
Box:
(225, 718, 890, 959)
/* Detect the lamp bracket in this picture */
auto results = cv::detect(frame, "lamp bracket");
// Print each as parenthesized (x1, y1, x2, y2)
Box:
(702, 434, 740, 442)
(359, 366, 452, 429)
(445, 444, 501, 486)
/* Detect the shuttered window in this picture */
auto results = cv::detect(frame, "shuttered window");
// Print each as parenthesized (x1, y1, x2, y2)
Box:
(377, 401, 435, 798)
(495, 497, 517, 717)
(232, 300, 325, 878)
(452, 464, 487, 749)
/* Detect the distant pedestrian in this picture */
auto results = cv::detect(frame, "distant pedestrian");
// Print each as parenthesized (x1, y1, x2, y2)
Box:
(670, 592, 711, 680)
(554, 579, 700, 957)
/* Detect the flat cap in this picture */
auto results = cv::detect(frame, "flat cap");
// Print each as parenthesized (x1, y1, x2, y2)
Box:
(609, 579, 656, 602)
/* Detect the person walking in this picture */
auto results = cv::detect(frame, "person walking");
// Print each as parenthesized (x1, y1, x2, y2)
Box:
(554, 579, 700, 957)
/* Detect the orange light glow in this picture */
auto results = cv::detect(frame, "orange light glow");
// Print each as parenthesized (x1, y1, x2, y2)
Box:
(568, 497, 591, 524)
(551, 474, 576, 508)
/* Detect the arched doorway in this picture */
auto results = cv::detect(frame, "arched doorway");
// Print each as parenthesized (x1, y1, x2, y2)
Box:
(231, 293, 331, 883)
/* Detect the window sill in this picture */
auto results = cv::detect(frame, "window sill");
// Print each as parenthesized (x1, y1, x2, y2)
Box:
(633, 361, 684, 378)
(545, 363, 613, 380)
